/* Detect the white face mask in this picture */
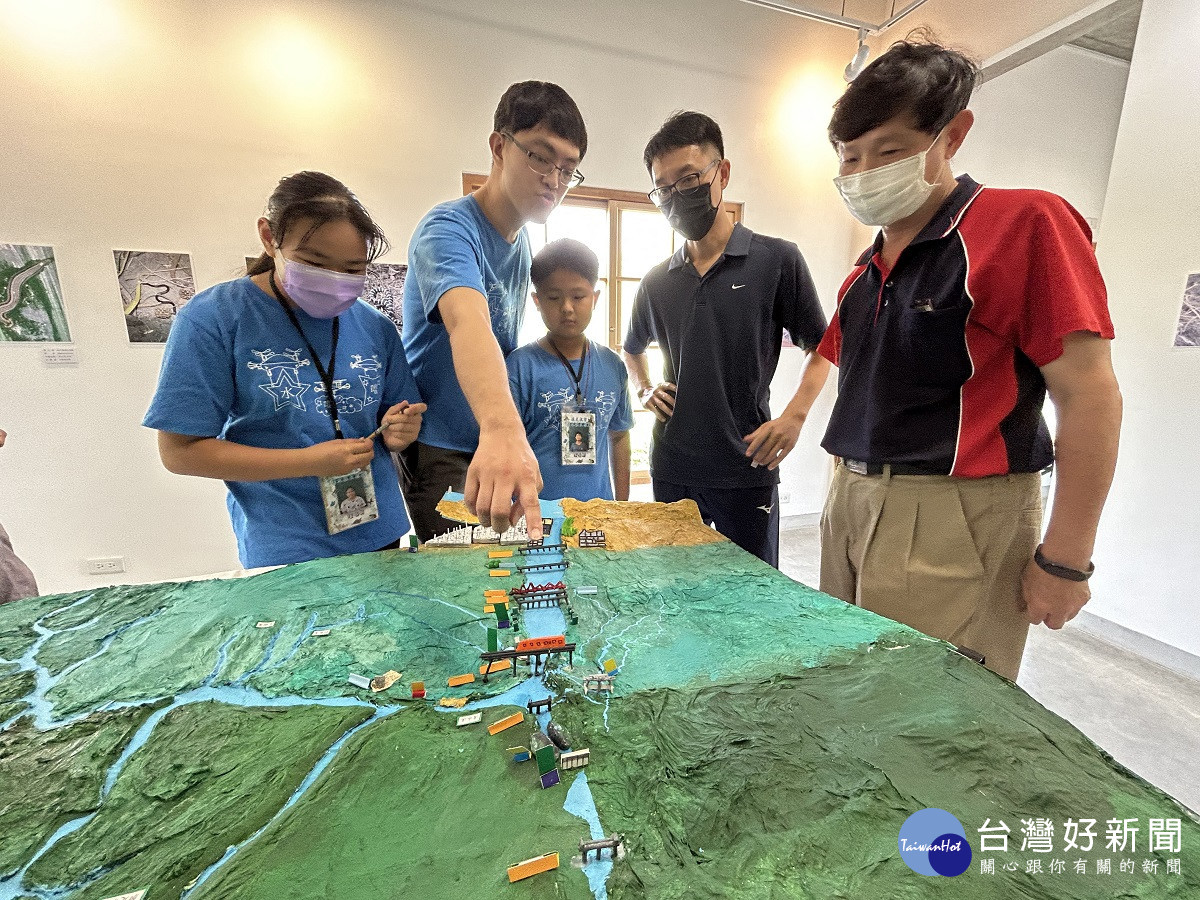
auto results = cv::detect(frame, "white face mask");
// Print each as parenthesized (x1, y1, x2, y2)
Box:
(833, 131, 944, 227)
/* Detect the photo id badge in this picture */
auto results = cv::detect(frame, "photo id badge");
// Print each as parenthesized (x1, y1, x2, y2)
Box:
(321, 467, 380, 535)
(561, 410, 596, 466)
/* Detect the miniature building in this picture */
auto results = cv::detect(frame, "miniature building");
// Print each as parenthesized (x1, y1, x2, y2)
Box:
(578, 529, 607, 548)
(507, 851, 559, 883)
(471, 524, 501, 543)
(499, 519, 529, 545)
(487, 711, 524, 735)
(425, 524, 473, 546)
(560, 748, 590, 770)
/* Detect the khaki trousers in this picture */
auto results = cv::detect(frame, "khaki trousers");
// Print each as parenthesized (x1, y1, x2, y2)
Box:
(820, 462, 1042, 681)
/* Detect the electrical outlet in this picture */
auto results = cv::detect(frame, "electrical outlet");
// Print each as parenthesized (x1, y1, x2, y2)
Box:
(85, 556, 125, 575)
(779, 490, 793, 506)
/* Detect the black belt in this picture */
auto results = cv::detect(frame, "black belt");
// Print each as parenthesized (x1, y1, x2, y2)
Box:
(841, 458, 947, 477)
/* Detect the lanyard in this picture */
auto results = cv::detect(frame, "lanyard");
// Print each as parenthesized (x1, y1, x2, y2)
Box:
(547, 337, 588, 406)
(269, 271, 343, 439)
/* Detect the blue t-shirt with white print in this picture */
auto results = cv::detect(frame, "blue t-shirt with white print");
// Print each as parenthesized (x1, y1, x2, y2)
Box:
(143, 277, 421, 568)
(506, 340, 634, 501)
(403, 194, 531, 452)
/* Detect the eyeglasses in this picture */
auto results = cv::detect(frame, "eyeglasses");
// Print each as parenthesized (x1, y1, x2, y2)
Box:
(502, 132, 585, 188)
(648, 159, 721, 207)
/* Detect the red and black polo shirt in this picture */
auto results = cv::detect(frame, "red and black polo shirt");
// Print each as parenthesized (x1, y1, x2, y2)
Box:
(817, 175, 1114, 477)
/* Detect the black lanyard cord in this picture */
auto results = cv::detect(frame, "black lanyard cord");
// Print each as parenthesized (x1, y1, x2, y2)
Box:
(268, 271, 343, 439)
(547, 337, 589, 406)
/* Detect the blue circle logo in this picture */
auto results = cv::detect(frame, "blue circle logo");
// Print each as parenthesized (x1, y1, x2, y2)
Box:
(898, 809, 972, 877)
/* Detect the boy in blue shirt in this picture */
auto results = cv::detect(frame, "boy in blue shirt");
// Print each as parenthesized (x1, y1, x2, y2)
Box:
(507, 239, 632, 502)
(401, 81, 589, 540)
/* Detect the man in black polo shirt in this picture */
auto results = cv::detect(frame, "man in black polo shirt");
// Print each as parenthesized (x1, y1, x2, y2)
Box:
(818, 40, 1122, 680)
(623, 112, 830, 567)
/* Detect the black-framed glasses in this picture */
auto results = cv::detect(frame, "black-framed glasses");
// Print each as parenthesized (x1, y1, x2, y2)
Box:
(502, 132, 585, 188)
(648, 159, 721, 207)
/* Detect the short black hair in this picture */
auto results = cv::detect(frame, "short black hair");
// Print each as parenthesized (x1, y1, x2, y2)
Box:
(643, 111, 724, 175)
(530, 239, 599, 289)
(494, 81, 588, 159)
(828, 34, 980, 144)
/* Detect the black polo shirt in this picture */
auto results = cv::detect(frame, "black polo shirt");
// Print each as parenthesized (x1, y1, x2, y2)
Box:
(819, 176, 1114, 476)
(624, 223, 827, 488)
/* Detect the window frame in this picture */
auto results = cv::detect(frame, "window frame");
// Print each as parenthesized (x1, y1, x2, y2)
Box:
(461, 173, 743, 351)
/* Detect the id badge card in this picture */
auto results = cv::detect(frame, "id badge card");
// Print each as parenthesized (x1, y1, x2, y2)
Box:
(562, 410, 597, 466)
(321, 467, 380, 535)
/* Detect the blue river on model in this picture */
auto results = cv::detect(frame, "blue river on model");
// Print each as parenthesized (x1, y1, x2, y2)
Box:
(0, 497, 614, 900)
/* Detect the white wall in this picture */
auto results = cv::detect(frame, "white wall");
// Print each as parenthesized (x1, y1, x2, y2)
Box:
(1089, 0, 1200, 660)
(0, 0, 863, 592)
(956, 43, 1130, 225)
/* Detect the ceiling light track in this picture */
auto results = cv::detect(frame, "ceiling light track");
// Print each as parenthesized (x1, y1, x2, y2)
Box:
(735, 0, 934, 35)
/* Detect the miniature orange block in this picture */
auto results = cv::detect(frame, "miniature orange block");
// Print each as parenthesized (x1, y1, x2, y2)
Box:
(487, 711, 524, 735)
(484, 589, 507, 597)
(489, 569, 511, 578)
(479, 659, 512, 675)
(484, 603, 495, 613)
(507, 851, 559, 882)
(448, 673, 476, 687)
(488, 549, 513, 559)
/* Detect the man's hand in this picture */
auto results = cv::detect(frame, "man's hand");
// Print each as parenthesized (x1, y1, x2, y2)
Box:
(464, 426, 543, 539)
(638, 383, 676, 423)
(379, 401, 427, 452)
(743, 413, 806, 470)
(308, 438, 375, 476)
(1021, 557, 1090, 629)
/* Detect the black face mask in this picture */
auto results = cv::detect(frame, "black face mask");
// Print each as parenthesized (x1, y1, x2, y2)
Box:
(662, 185, 720, 242)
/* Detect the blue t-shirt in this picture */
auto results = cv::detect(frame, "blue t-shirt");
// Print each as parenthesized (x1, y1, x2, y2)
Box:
(143, 277, 421, 568)
(506, 340, 634, 501)
(402, 194, 531, 452)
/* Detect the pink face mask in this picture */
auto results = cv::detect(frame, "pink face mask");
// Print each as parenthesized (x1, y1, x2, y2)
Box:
(276, 253, 365, 318)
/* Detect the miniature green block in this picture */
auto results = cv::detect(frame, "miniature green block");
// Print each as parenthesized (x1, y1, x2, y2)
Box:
(487, 628, 498, 653)
(535, 744, 557, 776)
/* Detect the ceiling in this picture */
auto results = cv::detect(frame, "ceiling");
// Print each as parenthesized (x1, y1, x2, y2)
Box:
(737, 0, 1142, 67)
(1070, 0, 1141, 61)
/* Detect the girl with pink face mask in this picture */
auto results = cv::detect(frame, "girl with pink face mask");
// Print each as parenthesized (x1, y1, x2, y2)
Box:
(144, 172, 427, 568)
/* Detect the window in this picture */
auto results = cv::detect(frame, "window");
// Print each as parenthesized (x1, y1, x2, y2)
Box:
(462, 174, 743, 483)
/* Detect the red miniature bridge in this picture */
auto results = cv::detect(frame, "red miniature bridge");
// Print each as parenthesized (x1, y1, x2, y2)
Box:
(510, 581, 567, 597)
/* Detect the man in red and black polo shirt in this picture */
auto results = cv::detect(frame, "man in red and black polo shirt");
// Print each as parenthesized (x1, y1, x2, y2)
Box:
(818, 39, 1122, 680)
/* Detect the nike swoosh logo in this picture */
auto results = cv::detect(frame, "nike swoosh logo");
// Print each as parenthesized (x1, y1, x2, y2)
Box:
(732, 284, 746, 290)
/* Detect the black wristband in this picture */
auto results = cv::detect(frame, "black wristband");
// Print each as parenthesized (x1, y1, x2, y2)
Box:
(1034, 544, 1094, 582)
